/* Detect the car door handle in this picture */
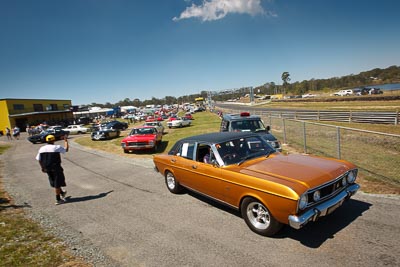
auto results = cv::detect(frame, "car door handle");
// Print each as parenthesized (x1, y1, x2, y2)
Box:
(171, 159, 176, 163)
(192, 165, 197, 169)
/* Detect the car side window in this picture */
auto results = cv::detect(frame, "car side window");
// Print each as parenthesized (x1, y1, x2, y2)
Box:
(220, 120, 229, 132)
(197, 144, 212, 163)
(178, 142, 195, 160)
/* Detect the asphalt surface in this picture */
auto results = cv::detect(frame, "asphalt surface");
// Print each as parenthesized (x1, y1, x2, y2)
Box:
(1, 134, 400, 267)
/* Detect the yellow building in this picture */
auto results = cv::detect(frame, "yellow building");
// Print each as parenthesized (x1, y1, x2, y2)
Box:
(0, 98, 73, 133)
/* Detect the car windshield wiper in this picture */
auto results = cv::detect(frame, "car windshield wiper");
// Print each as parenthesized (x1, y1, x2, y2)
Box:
(264, 150, 274, 158)
(237, 150, 275, 166)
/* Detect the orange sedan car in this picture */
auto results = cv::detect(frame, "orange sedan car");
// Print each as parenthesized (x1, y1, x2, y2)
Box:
(153, 132, 360, 236)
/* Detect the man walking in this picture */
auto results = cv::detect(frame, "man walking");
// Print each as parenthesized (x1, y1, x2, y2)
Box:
(36, 134, 69, 205)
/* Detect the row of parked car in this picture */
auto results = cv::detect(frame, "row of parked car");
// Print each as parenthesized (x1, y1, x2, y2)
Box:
(333, 87, 383, 96)
(27, 121, 129, 144)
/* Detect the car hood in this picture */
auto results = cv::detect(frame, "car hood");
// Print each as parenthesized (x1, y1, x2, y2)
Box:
(122, 134, 156, 142)
(259, 133, 277, 141)
(237, 153, 355, 192)
(29, 134, 44, 139)
(98, 127, 117, 131)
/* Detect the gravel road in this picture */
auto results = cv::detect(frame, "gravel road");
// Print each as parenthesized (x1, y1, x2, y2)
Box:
(2, 134, 400, 266)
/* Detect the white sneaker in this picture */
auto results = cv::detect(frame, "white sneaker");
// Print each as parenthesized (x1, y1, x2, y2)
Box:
(55, 199, 65, 205)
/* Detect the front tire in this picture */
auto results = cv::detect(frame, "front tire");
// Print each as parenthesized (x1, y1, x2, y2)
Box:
(241, 197, 282, 236)
(92, 133, 102, 141)
(165, 171, 182, 194)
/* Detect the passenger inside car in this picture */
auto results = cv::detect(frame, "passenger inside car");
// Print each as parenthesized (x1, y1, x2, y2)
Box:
(197, 145, 212, 163)
(203, 147, 212, 164)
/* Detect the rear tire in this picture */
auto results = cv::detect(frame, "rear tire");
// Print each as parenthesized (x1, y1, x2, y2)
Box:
(241, 197, 283, 236)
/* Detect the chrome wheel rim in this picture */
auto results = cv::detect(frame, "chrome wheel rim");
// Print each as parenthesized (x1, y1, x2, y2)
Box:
(246, 202, 270, 230)
(166, 173, 175, 189)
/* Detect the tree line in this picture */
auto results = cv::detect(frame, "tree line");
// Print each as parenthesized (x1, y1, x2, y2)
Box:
(87, 65, 400, 107)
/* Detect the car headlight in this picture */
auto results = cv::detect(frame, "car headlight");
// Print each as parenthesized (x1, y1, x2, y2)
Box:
(313, 190, 321, 202)
(268, 141, 277, 148)
(299, 194, 308, 210)
(149, 140, 154, 145)
(341, 177, 347, 186)
(121, 143, 126, 147)
(347, 170, 357, 184)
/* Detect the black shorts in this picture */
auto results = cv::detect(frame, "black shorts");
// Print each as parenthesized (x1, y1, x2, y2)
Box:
(46, 166, 66, 188)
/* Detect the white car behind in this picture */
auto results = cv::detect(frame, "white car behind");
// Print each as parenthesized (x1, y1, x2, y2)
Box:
(334, 89, 354, 96)
(167, 117, 191, 128)
(63, 124, 89, 134)
(143, 121, 165, 134)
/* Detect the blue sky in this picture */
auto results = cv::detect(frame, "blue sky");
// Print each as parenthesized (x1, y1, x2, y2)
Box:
(1, 0, 399, 105)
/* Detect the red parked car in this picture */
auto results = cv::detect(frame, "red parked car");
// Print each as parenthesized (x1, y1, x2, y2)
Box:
(184, 113, 194, 120)
(121, 126, 162, 153)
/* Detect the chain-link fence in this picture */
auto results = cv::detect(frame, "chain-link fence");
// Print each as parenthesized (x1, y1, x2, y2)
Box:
(265, 116, 400, 187)
(216, 107, 400, 186)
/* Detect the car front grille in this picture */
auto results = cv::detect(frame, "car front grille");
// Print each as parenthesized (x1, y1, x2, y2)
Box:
(304, 171, 354, 208)
(127, 142, 148, 146)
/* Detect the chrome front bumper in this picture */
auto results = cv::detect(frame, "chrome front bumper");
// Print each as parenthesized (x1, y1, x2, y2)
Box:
(288, 184, 360, 229)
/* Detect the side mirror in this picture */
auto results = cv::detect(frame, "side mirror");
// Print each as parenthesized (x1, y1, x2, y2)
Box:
(266, 126, 271, 133)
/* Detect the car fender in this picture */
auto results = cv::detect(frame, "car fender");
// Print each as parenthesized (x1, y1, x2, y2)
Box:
(237, 189, 298, 225)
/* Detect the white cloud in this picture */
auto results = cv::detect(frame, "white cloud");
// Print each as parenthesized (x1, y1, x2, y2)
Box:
(173, 0, 268, 22)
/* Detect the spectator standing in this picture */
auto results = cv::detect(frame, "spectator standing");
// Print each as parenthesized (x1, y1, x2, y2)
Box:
(6, 127, 12, 140)
(12, 126, 20, 140)
(36, 135, 69, 205)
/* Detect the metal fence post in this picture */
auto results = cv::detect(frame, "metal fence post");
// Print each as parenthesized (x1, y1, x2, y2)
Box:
(269, 114, 272, 128)
(396, 110, 399, 125)
(303, 121, 307, 154)
(282, 118, 287, 145)
(336, 126, 341, 159)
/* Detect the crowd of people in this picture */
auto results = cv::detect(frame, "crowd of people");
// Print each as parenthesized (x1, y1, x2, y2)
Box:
(4, 126, 20, 140)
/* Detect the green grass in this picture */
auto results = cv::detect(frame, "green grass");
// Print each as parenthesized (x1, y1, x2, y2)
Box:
(257, 98, 400, 111)
(0, 145, 10, 155)
(0, 209, 75, 266)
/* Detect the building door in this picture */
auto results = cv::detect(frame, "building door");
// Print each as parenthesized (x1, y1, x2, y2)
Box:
(15, 118, 28, 132)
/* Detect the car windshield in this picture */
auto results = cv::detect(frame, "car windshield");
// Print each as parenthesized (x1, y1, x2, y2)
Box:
(231, 120, 266, 133)
(215, 136, 275, 165)
(42, 130, 54, 135)
(131, 128, 155, 135)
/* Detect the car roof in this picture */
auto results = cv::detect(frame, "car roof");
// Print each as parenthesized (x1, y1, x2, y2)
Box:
(222, 113, 261, 121)
(133, 126, 156, 129)
(178, 132, 259, 144)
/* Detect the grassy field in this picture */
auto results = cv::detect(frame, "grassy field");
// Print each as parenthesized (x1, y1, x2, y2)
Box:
(256, 97, 400, 111)
(265, 118, 400, 194)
